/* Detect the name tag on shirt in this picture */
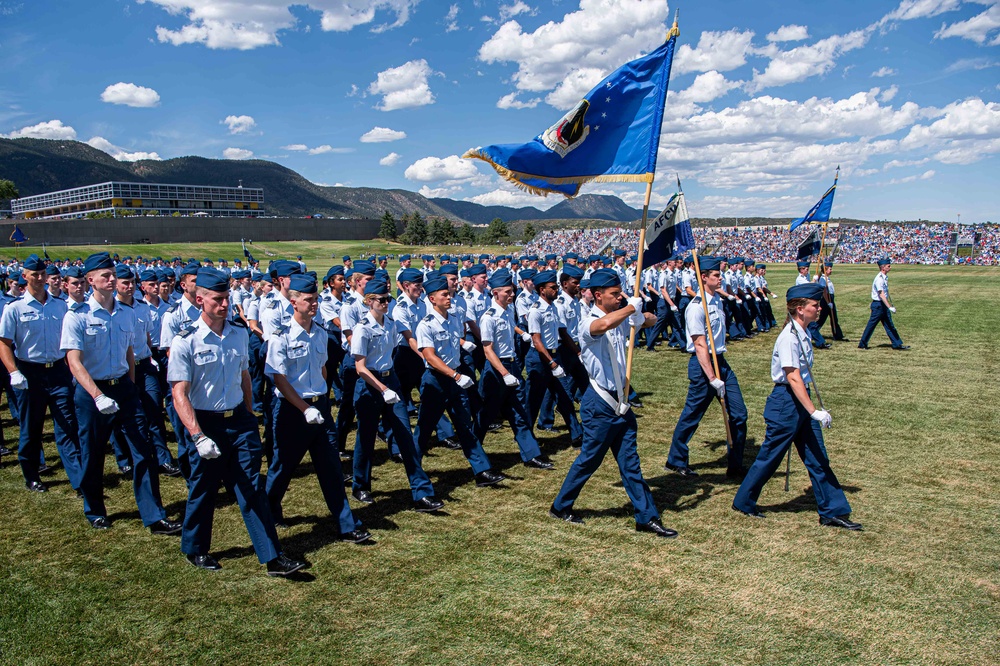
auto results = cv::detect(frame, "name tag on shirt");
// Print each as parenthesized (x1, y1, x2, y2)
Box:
(193, 350, 218, 365)
(85, 323, 107, 335)
(288, 343, 309, 359)
(435, 331, 450, 341)
(19, 311, 40, 322)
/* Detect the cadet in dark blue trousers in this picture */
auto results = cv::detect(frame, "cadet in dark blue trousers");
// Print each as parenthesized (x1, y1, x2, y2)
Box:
(665, 256, 748, 479)
(0, 254, 81, 493)
(61, 252, 179, 534)
(733, 283, 861, 530)
(264, 273, 370, 541)
(549, 269, 676, 538)
(352, 279, 443, 512)
(858, 258, 908, 350)
(168, 268, 306, 575)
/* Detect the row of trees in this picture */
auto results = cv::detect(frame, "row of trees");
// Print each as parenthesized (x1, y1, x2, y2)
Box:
(378, 210, 537, 246)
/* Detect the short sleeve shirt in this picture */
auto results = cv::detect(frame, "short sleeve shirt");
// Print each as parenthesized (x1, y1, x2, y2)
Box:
(167, 317, 249, 411)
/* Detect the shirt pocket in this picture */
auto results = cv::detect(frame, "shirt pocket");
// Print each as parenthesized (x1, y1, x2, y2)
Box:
(287, 343, 309, 359)
(193, 349, 219, 366)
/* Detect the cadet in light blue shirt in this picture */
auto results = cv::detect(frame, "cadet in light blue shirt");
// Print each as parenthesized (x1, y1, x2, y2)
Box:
(62, 252, 174, 533)
(159, 263, 201, 350)
(859, 258, 907, 350)
(0, 253, 80, 492)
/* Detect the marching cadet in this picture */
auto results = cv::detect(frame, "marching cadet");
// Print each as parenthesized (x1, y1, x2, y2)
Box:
(514, 267, 538, 358)
(259, 260, 302, 455)
(646, 258, 679, 351)
(858, 258, 908, 350)
(45, 265, 67, 300)
(733, 283, 861, 530)
(526, 270, 583, 447)
(60, 252, 179, 534)
(395, 254, 412, 291)
(245, 273, 272, 412)
(168, 268, 307, 574)
(63, 266, 88, 308)
(795, 261, 829, 348)
(755, 264, 778, 329)
(336, 260, 376, 457)
(0, 254, 82, 493)
(553, 265, 589, 398)
(816, 262, 847, 341)
(474, 268, 552, 470)
(664, 256, 748, 479)
(414, 274, 506, 487)
(141, 269, 180, 474)
(549, 269, 676, 538)
(318, 266, 346, 406)
(264, 273, 371, 540)
(611, 249, 632, 296)
(352, 278, 444, 511)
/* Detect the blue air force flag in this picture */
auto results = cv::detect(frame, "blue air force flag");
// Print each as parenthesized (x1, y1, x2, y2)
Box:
(644, 192, 694, 266)
(9, 225, 27, 244)
(797, 227, 821, 260)
(790, 168, 839, 231)
(464, 26, 679, 198)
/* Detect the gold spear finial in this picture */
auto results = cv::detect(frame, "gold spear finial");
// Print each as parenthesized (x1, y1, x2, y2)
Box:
(668, 8, 680, 39)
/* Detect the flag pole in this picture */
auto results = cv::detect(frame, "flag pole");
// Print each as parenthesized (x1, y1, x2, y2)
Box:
(692, 248, 734, 454)
(623, 179, 654, 398)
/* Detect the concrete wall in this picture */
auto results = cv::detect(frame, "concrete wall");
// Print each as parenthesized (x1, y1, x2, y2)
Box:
(0, 216, 382, 246)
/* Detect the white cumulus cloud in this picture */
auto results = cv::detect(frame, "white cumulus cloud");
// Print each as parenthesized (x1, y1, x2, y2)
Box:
(871, 66, 896, 78)
(750, 29, 871, 92)
(444, 4, 459, 32)
(674, 29, 755, 75)
(222, 114, 256, 134)
(766, 25, 809, 42)
(379, 152, 401, 166)
(405, 155, 478, 182)
(140, 0, 417, 50)
(499, 1, 533, 21)
(368, 59, 435, 111)
(934, 3, 1000, 45)
(87, 136, 162, 161)
(882, 0, 963, 23)
(308, 145, 353, 154)
(100, 82, 161, 107)
(282, 144, 308, 151)
(2, 119, 77, 139)
(223, 147, 254, 159)
(360, 126, 407, 142)
(496, 92, 541, 109)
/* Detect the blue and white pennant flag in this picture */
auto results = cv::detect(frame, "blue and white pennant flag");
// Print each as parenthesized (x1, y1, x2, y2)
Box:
(643, 191, 695, 265)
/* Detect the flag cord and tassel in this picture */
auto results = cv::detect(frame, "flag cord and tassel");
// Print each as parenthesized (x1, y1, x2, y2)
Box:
(786, 340, 827, 491)
(623, 179, 654, 401)
(693, 249, 734, 454)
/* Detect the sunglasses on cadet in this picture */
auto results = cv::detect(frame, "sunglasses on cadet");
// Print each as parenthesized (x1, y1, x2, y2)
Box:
(374, 296, 392, 304)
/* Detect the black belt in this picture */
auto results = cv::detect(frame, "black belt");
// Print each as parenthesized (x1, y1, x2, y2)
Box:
(374, 369, 392, 377)
(197, 407, 242, 418)
(498, 357, 515, 362)
(18, 359, 61, 369)
(95, 376, 125, 386)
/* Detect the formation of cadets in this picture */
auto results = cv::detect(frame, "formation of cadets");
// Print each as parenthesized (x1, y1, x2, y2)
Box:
(0, 246, 888, 576)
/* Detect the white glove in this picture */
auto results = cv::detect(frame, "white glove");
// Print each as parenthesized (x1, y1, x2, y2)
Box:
(194, 434, 221, 459)
(811, 409, 832, 429)
(9, 370, 27, 390)
(889, 306, 897, 313)
(755, 297, 761, 302)
(502, 373, 520, 387)
(149, 358, 159, 370)
(670, 305, 678, 312)
(461, 340, 477, 352)
(727, 295, 736, 301)
(95, 394, 119, 415)
(642, 294, 652, 303)
(616, 402, 631, 416)
(304, 406, 325, 424)
(456, 374, 474, 389)
(709, 378, 726, 397)
(629, 310, 645, 328)
(382, 388, 400, 404)
(551, 364, 566, 378)
(520, 332, 531, 342)
(736, 298, 743, 304)
(763, 297, 769, 302)
(626, 296, 643, 313)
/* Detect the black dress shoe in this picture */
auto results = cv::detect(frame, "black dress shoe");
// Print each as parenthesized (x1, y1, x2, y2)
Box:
(857, 345, 870, 350)
(120, 465, 133, 480)
(414, 496, 445, 512)
(273, 514, 289, 529)
(75, 489, 84, 499)
(636, 518, 678, 538)
(629, 399, 644, 409)
(342, 472, 353, 486)
(352, 488, 374, 504)
(645, 347, 658, 352)
(440, 437, 462, 450)
(726, 467, 747, 480)
(0, 445, 13, 456)
(90, 516, 112, 529)
(389, 453, 404, 463)
(819, 343, 833, 349)
(836, 337, 851, 342)
(149, 519, 182, 535)
(25, 480, 48, 493)
(475, 469, 506, 487)
(339, 449, 353, 461)
(665, 463, 698, 477)
(571, 436, 583, 447)
(38, 463, 53, 475)
(338, 528, 372, 544)
(159, 462, 182, 477)
(524, 455, 555, 470)
(537, 426, 555, 433)
(819, 515, 862, 531)
(892, 345, 911, 350)
(187, 553, 221, 571)
(487, 422, 503, 432)
(732, 505, 765, 518)
(266, 554, 307, 576)
(549, 504, 584, 524)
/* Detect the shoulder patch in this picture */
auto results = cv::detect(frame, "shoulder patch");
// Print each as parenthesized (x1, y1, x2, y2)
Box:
(485, 307, 496, 317)
(177, 327, 196, 339)
(229, 318, 247, 329)
(167, 302, 180, 313)
(266, 299, 278, 309)
(531, 301, 540, 309)
(422, 314, 434, 322)
(275, 325, 289, 336)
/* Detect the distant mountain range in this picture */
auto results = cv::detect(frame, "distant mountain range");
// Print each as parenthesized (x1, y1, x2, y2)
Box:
(0, 138, 644, 224)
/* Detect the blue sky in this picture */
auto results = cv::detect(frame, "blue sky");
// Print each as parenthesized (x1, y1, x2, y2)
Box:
(1, 0, 998, 222)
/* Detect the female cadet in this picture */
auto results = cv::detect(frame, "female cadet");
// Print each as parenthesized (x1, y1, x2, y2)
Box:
(732, 283, 861, 530)
(351, 278, 444, 512)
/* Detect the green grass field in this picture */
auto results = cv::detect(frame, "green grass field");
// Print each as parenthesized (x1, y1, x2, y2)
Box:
(1, 242, 997, 665)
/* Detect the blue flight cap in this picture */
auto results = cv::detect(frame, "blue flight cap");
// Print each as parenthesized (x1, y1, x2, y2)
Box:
(563, 252, 579, 261)
(83, 252, 115, 273)
(261, 274, 273, 284)
(588, 254, 603, 263)
(876, 257, 891, 266)
(560, 265, 585, 280)
(526, 254, 538, 262)
(325, 266, 344, 280)
(744, 259, 755, 268)
(698, 256, 723, 272)
(22, 254, 45, 271)
(194, 268, 229, 292)
(374, 269, 389, 282)
(251, 271, 263, 281)
(613, 249, 625, 257)
(531, 270, 557, 287)
(487, 268, 514, 289)
(399, 254, 411, 262)
(202, 258, 212, 264)
(157, 268, 173, 282)
(438, 263, 458, 276)
(786, 283, 823, 301)
(423, 275, 448, 294)
(579, 278, 591, 290)
(363, 279, 389, 296)
(64, 266, 85, 279)
(466, 264, 487, 276)
(45, 264, 61, 276)
(398, 268, 424, 283)
(353, 260, 376, 276)
(544, 253, 557, 262)
(460, 254, 471, 262)
(139, 269, 158, 282)
(519, 268, 537, 282)
(288, 274, 318, 293)
(114, 264, 135, 279)
(796, 261, 810, 269)
(343, 255, 351, 261)
(823, 261, 833, 268)
(181, 262, 201, 277)
(377, 256, 387, 262)
(602, 257, 613, 266)
(758, 264, 767, 270)
(479, 253, 490, 260)
(344, 268, 355, 280)
(296, 255, 302, 260)
(441, 254, 452, 262)
(588, 268, 621, 289)
(273, 260, 302, 277)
